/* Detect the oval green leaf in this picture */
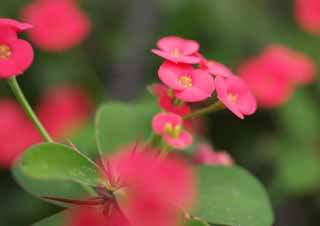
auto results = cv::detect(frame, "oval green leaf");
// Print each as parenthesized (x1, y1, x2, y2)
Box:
(18, 143, 101, 187)
(193, 166, 273, 226)
(32, 212, 64, 226)
(95, 102, 159, 154)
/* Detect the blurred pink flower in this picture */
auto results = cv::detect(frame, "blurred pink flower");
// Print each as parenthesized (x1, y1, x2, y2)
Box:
(37, 85, 92, 139)
(149, 83, 191, 116)
(238, 45, 316, 108)
(197, 53, 233, 78)
(103, 148, 195, 226)
(0, 18, 34, 78)
(193, 143, 234, 166)
(0, 99, 40, 167)
(21, 0, 91, 51)
(215, 75, 257, 119)
(295, 0, 320, 35)
(152, 112, 192, 149)
(158, 61, 215, 102)
(152, 36, 200, 64)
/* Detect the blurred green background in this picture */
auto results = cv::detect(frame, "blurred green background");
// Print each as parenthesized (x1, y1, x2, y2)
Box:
(1, 0, 320, 225)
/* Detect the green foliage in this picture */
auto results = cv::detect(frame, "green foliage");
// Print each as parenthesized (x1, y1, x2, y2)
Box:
(95, 102, 159, 155)
(17, 143, 100, 187)
(31, 212, 64, 226)
(193, 166, 273, 226)
(184, 219, 209, 226)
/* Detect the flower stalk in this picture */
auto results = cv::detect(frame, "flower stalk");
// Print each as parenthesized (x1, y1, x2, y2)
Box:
(7, 77, 53, 143)
(183, 101, 225, 120)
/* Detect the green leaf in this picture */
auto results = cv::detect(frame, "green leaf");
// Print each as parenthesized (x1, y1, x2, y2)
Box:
(12, 166, 87, 207)
(95, 102, 159, 154)
(18, 143, 100, 187)
(32, 212, 64, 226)
(193, 166, 273, 226)
(184, 219, 209, 226)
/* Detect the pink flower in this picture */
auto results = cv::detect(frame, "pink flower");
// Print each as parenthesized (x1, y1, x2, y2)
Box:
(197, 53, 233, 78)
(152, 36, 200, 64)
(215, 75, 257, 119)
(152, 112, 192, 149)
(193, 144, 234, 166)
(37, 85, 92, 139)
(158, 61, 215, 102)
(103, 148, 195, 226)
(149, 83, 191, 116)
(238, 45, 316, 108)
(0, 18, 34, 78)
(0, 98, 41, 167)
(21, 0, 91, 52)
(295, 0, 320, 35)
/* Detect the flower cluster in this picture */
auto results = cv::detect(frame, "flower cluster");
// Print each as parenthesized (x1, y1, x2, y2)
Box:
(238, 44, 316, 108)
(21, 0, 91, 52)
(0, 19, 33, 78)
(295, 0, 320, 36)
(151, 36, 257, 150)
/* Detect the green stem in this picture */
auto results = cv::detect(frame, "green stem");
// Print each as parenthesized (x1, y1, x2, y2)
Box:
(7, 77, 53, 143)
(183, 101, 225, 120)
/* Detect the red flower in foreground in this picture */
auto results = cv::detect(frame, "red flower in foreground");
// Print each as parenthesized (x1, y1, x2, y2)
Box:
(215, 75, 257, 119)
(37, 85, 92, 139)
(149, 83, 191, 116)
(21, 0, 91, 51)
(158, 61, 215, 102)
(0, 18, 34, 78)
(104, 148, 195, 226)
(239, 45, 316, 108)
(0, 99, 40, 167)
(193, 143, 234, 166)
(152, 112, 193, 149)
(152, 36, 200, 64)
(295, 0, 320, 35)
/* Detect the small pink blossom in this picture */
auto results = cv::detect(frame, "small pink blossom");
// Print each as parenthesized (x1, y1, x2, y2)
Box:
(0, 18, 34, 78)
(101, 148, 195, 226)
(193, 143, 234, 166)
(215, 75, 257, 119)
(197, 53, 233, 78)
(152, 112, 192, 149)
(21, 0, 91, 52)
(158, 61, 215, 102)
(295, 0, 320, 35)
(152, 36, 200, 64)
(149, 83, 191, 116)
(238, 45, 316, 108)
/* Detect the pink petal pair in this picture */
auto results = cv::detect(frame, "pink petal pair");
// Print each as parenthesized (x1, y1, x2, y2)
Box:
(215, 75, 257, 119)
(0, 18, 34, 78)
(197, 53, 233, 78)
(152, 36, 200, 64)
(152, 112, 192, 149)
(150, 83, 191, 116)
(21, 0, 91, 52)
(158, 61, 215, 102)
(193, 143, 234, 166)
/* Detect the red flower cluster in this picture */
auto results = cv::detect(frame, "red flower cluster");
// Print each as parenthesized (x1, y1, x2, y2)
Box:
(0, 86, 92, 167)
(238, 44, 316, 108)
(295, 0, 320, 36)
(0, 19, 33, 78)
(21, 0, 91, 52)
(151, 36, 257, 149)
(193, 143, 234, 166)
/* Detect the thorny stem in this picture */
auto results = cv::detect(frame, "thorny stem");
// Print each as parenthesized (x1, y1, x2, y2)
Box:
(183, 101, 225, 120)
(7, 77, 53, 143)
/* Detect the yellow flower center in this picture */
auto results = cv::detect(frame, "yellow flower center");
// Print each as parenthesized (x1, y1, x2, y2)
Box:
(164, 123, 181, 139)
(227, 93, 238, 105)
(179, 76, 193, 88)
(171, 48, 181, 57)
(0, 44, 12, 60)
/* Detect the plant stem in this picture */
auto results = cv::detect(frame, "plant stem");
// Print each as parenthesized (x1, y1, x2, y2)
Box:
(183, 101, 225, 120)
(7, 77, 53, 143)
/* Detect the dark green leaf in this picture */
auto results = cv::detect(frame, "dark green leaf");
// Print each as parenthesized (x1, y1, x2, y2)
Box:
(193, 166, 273, 226)
(31, 212, 64, 226)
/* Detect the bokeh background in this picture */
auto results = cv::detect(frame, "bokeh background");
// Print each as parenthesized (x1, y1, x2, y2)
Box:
(1, 0, 320, 225)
